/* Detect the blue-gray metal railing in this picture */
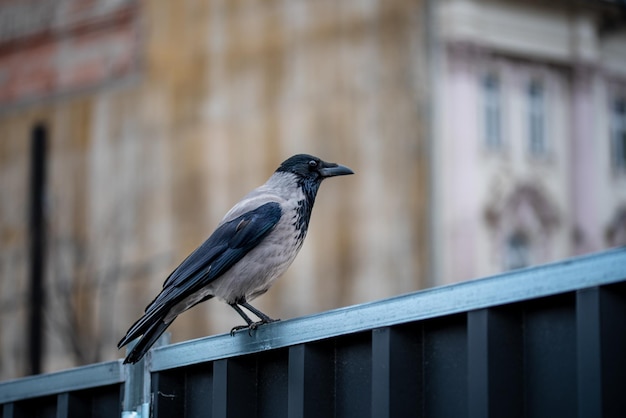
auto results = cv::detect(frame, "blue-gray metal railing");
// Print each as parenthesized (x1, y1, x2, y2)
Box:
(1, 247, 625, 418)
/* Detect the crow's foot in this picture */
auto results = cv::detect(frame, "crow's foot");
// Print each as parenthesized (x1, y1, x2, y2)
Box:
(229, 318, 280, 336)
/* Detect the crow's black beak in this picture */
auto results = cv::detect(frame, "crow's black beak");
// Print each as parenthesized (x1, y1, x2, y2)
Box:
(319, 162, 354, 178)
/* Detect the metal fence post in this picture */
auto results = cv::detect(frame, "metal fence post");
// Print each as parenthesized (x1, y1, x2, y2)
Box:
(121, 333, 170, 418)
(121, 358, 150, 418)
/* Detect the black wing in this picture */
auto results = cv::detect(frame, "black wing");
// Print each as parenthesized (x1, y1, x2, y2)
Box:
(118, 201, 282, 349)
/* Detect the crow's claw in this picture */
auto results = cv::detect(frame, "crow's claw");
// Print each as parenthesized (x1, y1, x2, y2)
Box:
(229, 318, 280, 336)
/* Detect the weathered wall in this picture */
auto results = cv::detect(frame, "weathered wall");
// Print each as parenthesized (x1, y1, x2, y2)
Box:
(0, 0, 429, 378)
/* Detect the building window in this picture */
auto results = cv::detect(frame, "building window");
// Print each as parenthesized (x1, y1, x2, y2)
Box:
(504, 231, 531, 270)
(612, 98, 626, 170)
(528, 80, 546, 156)
(483, 73, 502, 150)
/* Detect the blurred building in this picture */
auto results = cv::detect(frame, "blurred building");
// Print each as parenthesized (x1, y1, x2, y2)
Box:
(432, 0, 626, 283)
(0, 0, 429, 378)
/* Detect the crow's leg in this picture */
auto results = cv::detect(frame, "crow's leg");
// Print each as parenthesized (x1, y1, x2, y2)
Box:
(229, 303, 255, 336)
(240, 301, 279, 324)
(229, 301, 279, 336)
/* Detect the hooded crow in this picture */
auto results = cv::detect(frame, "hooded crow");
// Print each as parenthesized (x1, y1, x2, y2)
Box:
(118, 154, 353, 363)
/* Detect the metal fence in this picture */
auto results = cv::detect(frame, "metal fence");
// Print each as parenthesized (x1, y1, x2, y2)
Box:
(1, 248, 626, 418)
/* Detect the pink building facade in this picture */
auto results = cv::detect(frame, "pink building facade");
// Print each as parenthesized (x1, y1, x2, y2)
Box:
(432, 0, 626, 284)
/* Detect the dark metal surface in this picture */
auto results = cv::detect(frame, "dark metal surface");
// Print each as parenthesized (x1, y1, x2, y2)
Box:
(28, 123, 47, 375)
(0, 248, 625, 418)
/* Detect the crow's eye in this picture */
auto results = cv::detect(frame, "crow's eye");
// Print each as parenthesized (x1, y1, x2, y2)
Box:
(308, 160, 318, 168)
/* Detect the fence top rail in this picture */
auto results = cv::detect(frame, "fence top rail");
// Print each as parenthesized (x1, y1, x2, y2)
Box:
(0, 360, 124, 403)
(149, 247, 626, 371)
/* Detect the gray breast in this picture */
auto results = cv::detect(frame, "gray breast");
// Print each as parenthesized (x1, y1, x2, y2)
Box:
(207, 204, 305, 304)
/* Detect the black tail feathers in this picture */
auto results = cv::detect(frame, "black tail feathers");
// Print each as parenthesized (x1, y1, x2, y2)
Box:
(121, 320, 171, 364)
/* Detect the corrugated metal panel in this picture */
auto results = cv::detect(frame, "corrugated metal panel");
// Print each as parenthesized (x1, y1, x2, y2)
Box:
(1, 248, 625, 418)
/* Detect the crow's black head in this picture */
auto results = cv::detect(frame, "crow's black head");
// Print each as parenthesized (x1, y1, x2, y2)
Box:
(276, 154, 353, 241)
(276, 154, 354, 182)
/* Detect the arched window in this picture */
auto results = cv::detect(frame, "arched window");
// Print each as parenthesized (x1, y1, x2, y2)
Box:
(505, 231, 531, 270)
(485, 183, 560, 273)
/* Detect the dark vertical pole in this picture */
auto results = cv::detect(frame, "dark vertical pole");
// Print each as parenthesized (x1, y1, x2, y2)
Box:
(467, 310, 489, 418)
(371, 326, 422, 418)
(212, 358, 257, 418)
(288, 344, 334, 418)
(576, 287, 603, 418)
(468, 308, 523, 418)
(28, 123, 47, 375)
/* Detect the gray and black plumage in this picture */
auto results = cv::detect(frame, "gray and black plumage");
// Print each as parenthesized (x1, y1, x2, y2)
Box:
(118, 154, 353, 364)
